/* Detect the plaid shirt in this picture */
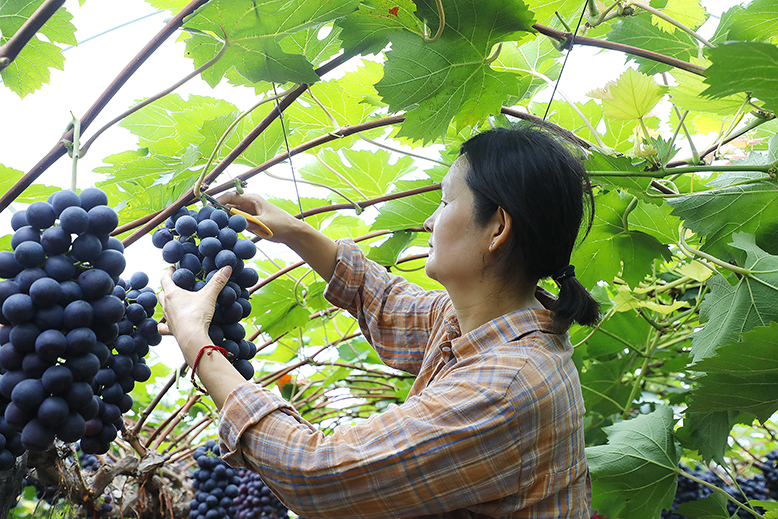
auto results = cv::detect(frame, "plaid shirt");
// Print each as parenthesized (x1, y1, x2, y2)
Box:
(220, 239, 591, 518)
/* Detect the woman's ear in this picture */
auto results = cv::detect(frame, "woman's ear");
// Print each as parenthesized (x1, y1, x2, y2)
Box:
(488, 207, 512, 252)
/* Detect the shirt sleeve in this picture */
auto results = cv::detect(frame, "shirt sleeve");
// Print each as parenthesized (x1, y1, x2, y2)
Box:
(324, 239, 450, 375)
(219, 377, 523, 519)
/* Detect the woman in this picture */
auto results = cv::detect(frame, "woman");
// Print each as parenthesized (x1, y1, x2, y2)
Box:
(159, 125, 600, 518)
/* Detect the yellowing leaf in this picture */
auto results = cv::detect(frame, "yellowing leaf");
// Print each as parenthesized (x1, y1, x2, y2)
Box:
(639, 300, 688, 314)
(677, 260, 713, 282)
(650, 0, 707, 34)
(602, 68, 667, 121)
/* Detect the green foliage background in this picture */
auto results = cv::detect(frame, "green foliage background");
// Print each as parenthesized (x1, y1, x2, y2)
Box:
(2, 0, 778, 517)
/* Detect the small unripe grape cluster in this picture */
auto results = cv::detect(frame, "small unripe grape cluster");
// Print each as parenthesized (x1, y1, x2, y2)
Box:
(153, 206, 258, 380)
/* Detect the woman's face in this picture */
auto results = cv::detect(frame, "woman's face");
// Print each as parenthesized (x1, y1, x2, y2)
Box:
(423, 156, 494, 288)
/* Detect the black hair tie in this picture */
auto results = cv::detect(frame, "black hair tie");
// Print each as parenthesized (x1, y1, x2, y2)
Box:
(552, 264, 575, 283)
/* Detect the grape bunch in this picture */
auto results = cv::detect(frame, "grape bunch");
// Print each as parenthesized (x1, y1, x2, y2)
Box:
(153, 205, 258, 380)
(234, 467, 289, 519)
(189, 440, 241, 519)
(760, 450, 778, 497)
(723, 474, 768, 518)
(80, 271, 160, 455)
(0, 188, 155, 456)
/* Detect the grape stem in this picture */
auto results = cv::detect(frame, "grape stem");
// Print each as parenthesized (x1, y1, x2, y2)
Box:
(423, 0, 445, 43)
(0, 0, 66, 72)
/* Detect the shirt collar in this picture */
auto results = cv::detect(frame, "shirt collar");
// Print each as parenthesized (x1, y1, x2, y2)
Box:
(447, 287, 569, 357)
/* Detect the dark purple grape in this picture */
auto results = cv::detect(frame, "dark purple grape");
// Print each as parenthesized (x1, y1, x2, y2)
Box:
(44, 255, 76, 282)
(40, 226, 71, 256)
(15, 268, 46, 292)
(92, 295, 125, 323)
(78, 269, 114, 300)
(63, 301, 94, 329)
(12, 378, 46, 411)
(58, 281, 82, 306)
(104, 237, 125, 253)
(235, 268, 258, 288)
(233, 359, 254, 380)
(14, 241, 46, 268)
(210, 210, 229, 228)
(41, 365, 73, 393)
(233, 240, 256, 260)
(10, 210, 29, 231)
(0, 343, 25, 370)
(59, 206, 89, 234)
(66, 353, 100, 381)
(131, 362, 151, 382)
(198, 237, 222, 258)
(215, 250, 239, 269)
(25, 201, 56, 230)
(22, 352, 54, 378)
(2, 294, 35, 325)
(66, 327, 97, 356)
(125, 303, 146, 324)
(50, 190, 81, 215)
(111, 355, 133, 375)
(228, 214, 247, 233)
(87, 205, 119, 235)
(33, 304, 64, 330)
(95, 250, 126, 279)
(172, 268, 196, 290)
(37, 397, 69, 427)
(136, 292, 157, 315)
(176, 215, 198, 237)
(57, 412, 87, 442)
(114, 334, 135, 355)
(11, 226, 41, 249)
(65, 382, 94, 410)
(79, 188, 109, 211)
(29, 277, 62, 308)
(129, 271, 148, 290)
(35, 329, 67, 360)
(72, 233, 103, 262)
(197, 219, 219, 238)
(217, 228, 238, 250)
(0, 251, 24, 279)
(9, 323, 38, 353)
(179, 253, 202, 274)
(217, 286, 237, 307)
(91, 341, 110, 367)
(162, 240, 185, 263)
(21, 418, 55, 450)
(152, 227, 173, 249)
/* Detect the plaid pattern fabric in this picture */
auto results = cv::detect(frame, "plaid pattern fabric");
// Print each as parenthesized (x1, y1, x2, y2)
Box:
(219, 239, 591, 518)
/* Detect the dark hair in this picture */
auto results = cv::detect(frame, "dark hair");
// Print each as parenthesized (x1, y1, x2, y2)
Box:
(459, 125, 600, 327)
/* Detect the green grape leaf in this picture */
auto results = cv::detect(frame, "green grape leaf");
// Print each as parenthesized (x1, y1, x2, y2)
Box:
(120, 94, 238, 157)
(571, 190, 671, 288)
(0, 0, 76, 97)
(586, 406, 679, 519)
(585, 151, 655, 202)
(690, 233, 778, 361)
(300, 149, 415, 202)
(606, 15, 698, 75)
(535, 99, 601, 148)
(182, 0, 358, 86)
(629, 198, 681, 244)
(371, 179, 440, 231)
(675, 492, 729, 519)
(702, 42, 778, 115)
(0, 164, 59, 203)
(366, 230, 416, 266)
(490, 35, 561, 102)
(713, 0, 778, 44)
(676, 411, 735, 465)
(375, 0, 535, 143)
(669, 61, 746, 117)
(584, 310, 652, 359)
(525, 0, 584, 26)
(668, 177, 778, 259)
(689, 322, 778, 422)
(596, 67, 668, 120)
(335, 0, 422, 56)
(650, 0, 707, 34)
(579, 360, 632, 416)
(285, 60, 384, 131)
(250, 278, 328, 337)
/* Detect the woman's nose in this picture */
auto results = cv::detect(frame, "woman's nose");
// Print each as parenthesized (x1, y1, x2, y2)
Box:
(423, 215, 433, 232)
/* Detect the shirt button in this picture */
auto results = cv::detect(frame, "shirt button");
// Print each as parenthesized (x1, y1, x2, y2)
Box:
(441, 345, 451, 353)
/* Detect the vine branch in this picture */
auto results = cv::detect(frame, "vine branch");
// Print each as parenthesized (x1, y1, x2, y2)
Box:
(0, 0, 66, 72)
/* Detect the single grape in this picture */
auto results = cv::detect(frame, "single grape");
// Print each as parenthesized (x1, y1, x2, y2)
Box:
(79, 187, 109, 211)
(59, 206, 90, 234)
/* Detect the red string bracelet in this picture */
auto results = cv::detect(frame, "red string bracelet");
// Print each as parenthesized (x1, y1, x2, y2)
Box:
(191, 345, 235, 394)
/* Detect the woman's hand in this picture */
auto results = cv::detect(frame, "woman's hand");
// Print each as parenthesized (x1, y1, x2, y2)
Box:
(158, 265, 232, 366)
(217, 192, 300, 244)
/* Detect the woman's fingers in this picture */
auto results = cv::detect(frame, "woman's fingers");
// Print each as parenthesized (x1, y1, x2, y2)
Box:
(157, 322, 172, 336)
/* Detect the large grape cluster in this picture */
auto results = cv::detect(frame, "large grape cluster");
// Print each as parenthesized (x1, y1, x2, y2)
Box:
(234, 467, 289, 519)
(189, 440, 241, 519)
(0, 188, 158, 458)
(153, 205, 258, 380)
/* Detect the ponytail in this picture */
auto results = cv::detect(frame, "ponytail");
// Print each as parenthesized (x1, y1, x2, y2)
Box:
(552, 266, 600, 327)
